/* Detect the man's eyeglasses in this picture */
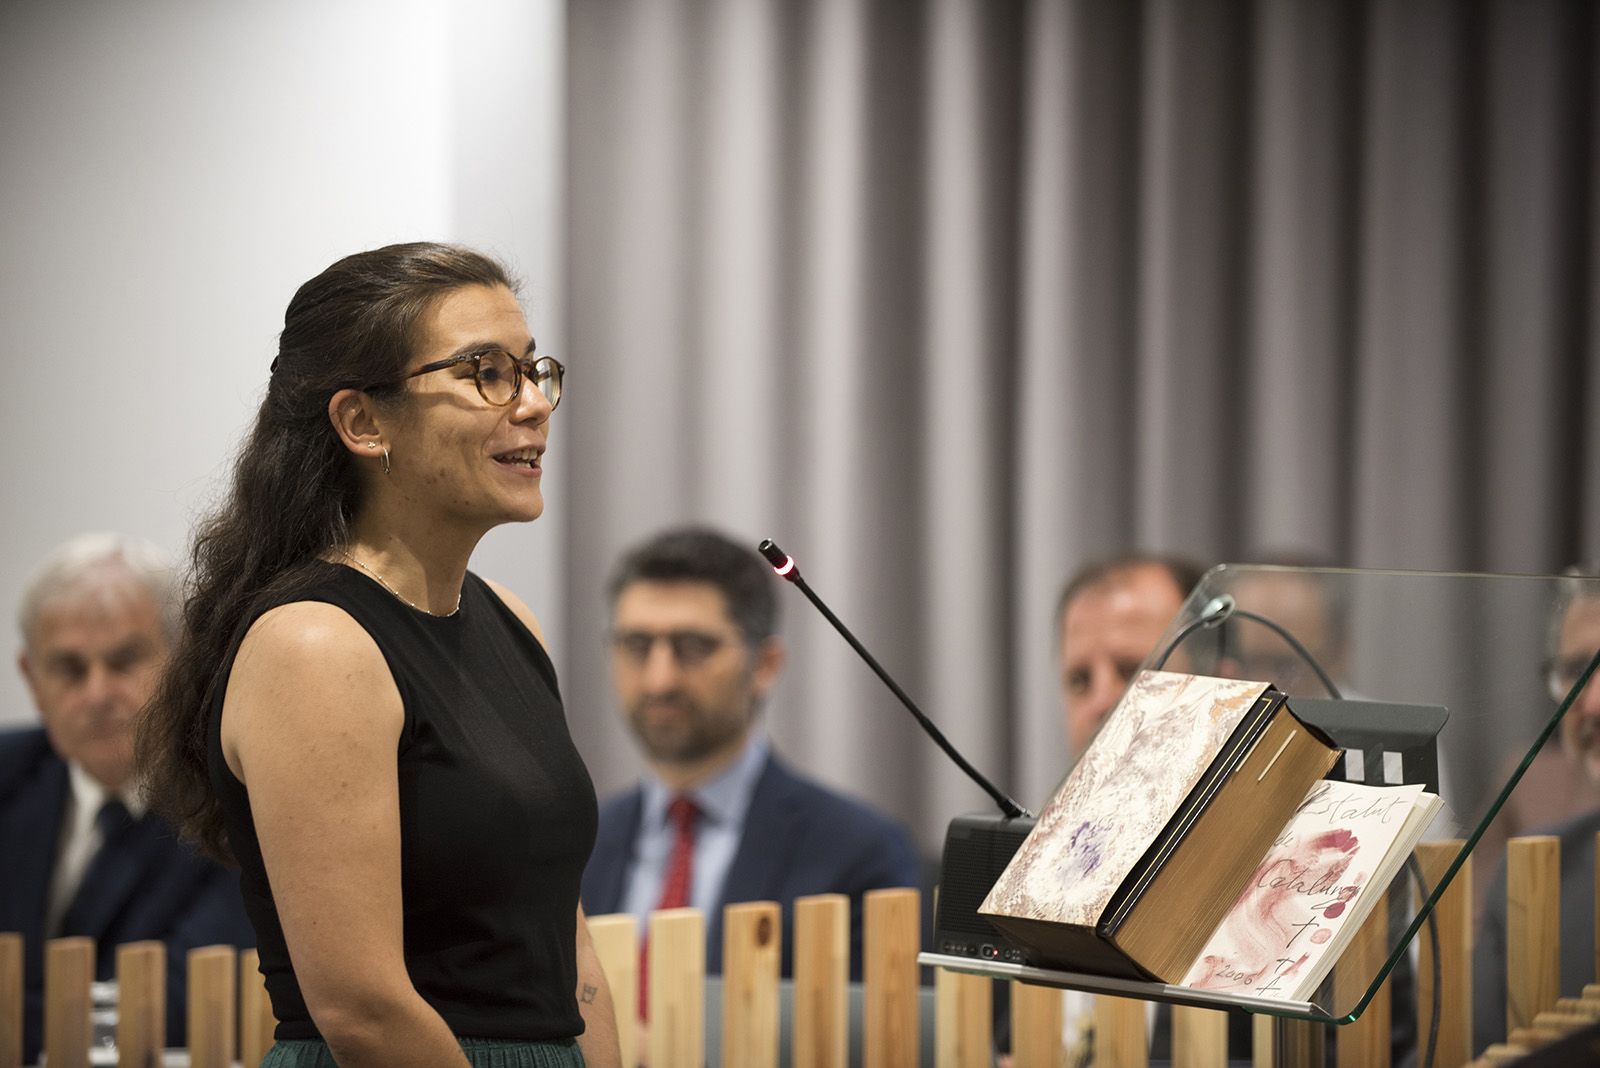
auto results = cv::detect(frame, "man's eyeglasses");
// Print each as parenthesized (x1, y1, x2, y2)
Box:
(610, 629, 726, 667)
(406, 348, 564, 408)
(1546, 651, 1600, 703)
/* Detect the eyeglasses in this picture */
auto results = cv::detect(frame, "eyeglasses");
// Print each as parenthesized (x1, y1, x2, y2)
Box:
(406, 348, 564, 408)
(1546, 651, 1600, 703)
(610, 629, 727, 667)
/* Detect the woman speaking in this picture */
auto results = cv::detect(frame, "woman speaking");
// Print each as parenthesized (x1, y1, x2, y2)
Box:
(139, 243, 620, 1068)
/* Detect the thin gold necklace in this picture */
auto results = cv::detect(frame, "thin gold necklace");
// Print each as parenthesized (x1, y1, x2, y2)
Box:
(339, 550, 460, 617)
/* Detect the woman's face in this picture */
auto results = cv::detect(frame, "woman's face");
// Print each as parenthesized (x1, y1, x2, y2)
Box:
(381, 283, 553, 530)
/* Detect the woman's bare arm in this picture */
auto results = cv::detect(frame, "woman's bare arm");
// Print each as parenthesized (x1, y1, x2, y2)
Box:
(573, 906, 623, 1068)
(222, 601, 470, 1067)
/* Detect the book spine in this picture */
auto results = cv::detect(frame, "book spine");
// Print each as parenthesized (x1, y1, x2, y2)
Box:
(1097, 688, 1289, 936)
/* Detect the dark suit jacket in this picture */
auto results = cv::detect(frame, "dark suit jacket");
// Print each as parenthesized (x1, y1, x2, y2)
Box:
(1472, 805, 1600, 1056)
(0, 727, 255, 1063)
(581, 752, 923, 978)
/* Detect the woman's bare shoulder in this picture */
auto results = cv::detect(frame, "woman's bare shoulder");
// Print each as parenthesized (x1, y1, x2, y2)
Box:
(481, 576, 548, 646)
(226, 600, 402, 744)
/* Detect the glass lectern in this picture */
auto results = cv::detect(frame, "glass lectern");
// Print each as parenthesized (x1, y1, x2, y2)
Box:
(920, 565, 1600, 1066)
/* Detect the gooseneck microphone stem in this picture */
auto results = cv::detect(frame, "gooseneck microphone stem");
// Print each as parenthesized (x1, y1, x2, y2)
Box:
(758, 539, 1031, 820)
(1150, 595, 1344, 701)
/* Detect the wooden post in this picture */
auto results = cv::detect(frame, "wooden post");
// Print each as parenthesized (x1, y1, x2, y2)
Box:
(647, 907, 703, 1068)
(1171, 1005, 1228, 1068)
(933, 969, 990, 1068)
(1507, 836, 1560, 1036)
(187, 945, 237, 1068)
(1273, 1017, 1326, 1068)
(1010, 981, 1062, 1068)
(116, 941, 165, 1068)
(239, 948, 278, 1068)
(0, 932, 21, 1068)
(1252, 1014, 1274, 1068)
(586, 913, 638, 1068)
(722, 901, 781, 1068)
(1094, 995, 1148, 1068)
(44, 937, 94, 1068)
(1414, 840, 1472, 1068)
(863, 888, 919, 1068)
(1333, 894, 1390, 1067)
(793, 893, 848, 1068)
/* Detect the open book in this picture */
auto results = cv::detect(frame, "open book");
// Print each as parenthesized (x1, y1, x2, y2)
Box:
(1181, 779, 1442, 1002)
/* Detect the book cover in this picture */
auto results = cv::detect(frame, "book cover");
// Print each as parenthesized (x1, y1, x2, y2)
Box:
(1181, 779, 1441, 1001)
(979, 670, 1342, 982)
(981, 671, 1277, 928)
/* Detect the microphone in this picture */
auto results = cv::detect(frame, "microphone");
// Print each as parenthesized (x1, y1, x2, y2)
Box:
(759, 537, 1039, 965)
(757, 539, 1030, 820)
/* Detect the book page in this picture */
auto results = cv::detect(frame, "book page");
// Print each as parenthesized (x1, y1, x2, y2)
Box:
(1181, 780, 1434, 1002)
(982, 671, 1272, 926)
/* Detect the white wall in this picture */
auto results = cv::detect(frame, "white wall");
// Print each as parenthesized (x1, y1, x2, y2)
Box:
(0, 0, 566, 726)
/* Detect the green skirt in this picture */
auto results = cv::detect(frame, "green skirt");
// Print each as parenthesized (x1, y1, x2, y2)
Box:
(259, 1036, 584, 1068)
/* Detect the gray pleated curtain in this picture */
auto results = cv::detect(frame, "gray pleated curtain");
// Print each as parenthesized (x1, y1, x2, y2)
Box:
(561, 0, 1598, 848)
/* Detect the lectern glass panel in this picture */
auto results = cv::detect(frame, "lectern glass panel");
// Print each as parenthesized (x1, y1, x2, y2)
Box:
(923, 565, 1600, 1025)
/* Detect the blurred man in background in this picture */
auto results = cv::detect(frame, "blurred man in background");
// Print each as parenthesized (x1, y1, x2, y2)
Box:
(1057, 555, 1205, 759)
(0, 533, 253, 1063)
(1473, 569, 1600, 1054)
(581, 527, 920, 1011)
(1000, 553, 1204, 1066)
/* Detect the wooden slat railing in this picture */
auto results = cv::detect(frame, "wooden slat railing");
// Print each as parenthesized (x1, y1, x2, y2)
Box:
(0, 932, 21, 1068)
(1172, 1005, 1226, 1068)
(1506, 835, 1560, 1040)
(722, 900, 781, 1068)
(1333, 894, 1390, 1067)
(586, 912, 639, 1068)
(1010, 979, 1061, 1067)
(647, 906, 704, 1067)
(32, 842, 1600, 1068)
(116, 940, 164, 1067)
(44, 937, 93, 1068)
(187, 945, 236, 1068)
(864, 888, 919, 1068)
(932, 968, 989, 1068)
(239, 947, 278, 1068)
(1413, 839, 1471, 1068)
(1095, 994, 1148, 1067)
(793, 892, 849, 1068)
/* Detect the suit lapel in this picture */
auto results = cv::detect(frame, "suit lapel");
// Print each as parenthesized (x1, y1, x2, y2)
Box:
(711, 756, 800, 965)
(58, 814, 166, 941)
(0, 749, 67, 962)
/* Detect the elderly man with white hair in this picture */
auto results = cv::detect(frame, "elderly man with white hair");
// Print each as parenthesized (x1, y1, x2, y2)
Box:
(0, 532, 253, 1064)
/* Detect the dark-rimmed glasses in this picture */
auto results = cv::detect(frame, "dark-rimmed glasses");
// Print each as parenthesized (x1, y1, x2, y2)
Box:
(610, 629, 727, 667)
(406, 348, 564, 408)
(1546, 651, 1600, 703)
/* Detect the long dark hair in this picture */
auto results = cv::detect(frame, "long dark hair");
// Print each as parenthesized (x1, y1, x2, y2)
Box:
(137, 241, 514, 861)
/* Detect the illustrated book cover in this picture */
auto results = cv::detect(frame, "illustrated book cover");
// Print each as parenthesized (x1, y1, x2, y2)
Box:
(1181, 779, 1442, 1002)
(979, 670, 1341, 982)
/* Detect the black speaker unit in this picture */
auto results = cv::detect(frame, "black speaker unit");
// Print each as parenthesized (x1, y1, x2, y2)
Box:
(932, 812, 1038, 965)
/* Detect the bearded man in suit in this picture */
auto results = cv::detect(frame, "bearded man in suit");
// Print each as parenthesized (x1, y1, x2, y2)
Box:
(580, 527, 920, 1004)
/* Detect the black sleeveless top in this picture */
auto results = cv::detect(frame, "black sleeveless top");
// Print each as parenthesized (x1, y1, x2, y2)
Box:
(206, 563, 598, 1041)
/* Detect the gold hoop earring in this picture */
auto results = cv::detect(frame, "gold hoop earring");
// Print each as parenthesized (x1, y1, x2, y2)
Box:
(381, 446, 391, 476)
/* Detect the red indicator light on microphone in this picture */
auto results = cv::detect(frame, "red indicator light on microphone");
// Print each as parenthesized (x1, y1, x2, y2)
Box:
(757, 539, 800, 583)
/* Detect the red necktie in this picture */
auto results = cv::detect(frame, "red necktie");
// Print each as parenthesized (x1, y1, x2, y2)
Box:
(640, 795, 698, 1019)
